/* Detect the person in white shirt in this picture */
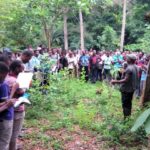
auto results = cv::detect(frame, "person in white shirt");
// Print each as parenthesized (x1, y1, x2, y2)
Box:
(73, 51, 80, 78)
(67, 52, 75, 77)
(103, 52, 112, 82)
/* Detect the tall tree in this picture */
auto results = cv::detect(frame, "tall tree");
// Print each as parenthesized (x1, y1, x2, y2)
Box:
(141, 61, 150, 106)
(79, 8, 84, 50)
(120, 0, 127, 51)
(63, 7, 69, 51)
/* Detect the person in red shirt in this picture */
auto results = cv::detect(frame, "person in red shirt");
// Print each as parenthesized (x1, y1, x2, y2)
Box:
(89, 50, 97, 83)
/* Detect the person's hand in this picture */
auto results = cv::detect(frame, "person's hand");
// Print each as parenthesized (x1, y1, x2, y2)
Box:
(7, 99, 17, 107)
(111, 80, 116, 85)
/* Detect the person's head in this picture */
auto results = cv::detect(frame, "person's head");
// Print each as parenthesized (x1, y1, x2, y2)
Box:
(3, 47, 12, 60)
(93, 50, 96, 56)
(82, 51, 86, 55)
(0, 54, 11, 66)
(21, 50, 33, 63)
(48, 51, 52, 57)
(9, 60, 24, 76)
(61, 51, 66, 57)
(69, 52, 73, 57)
(39, 49, 44, 55)
(73, 51, 77, 56)
(126, 54, 137, 64)
(34, 50, 39, 57)
(0, 62, 9, 83)
(139, 52, 144, 59)
(116, 51, 121, 56)
(123, 62, 128, 69)
(106, 52, 110, 57)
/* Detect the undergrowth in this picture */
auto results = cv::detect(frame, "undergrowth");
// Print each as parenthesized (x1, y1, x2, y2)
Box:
(24, 71, 147, 149)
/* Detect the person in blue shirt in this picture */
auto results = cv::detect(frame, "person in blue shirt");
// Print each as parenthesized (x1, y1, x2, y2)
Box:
(0, 62, 16, 150)
(140, 63, 148, 96)
(79, 51, 90, 82)
(113, 52, 123, 69)
(113, 52, 124, 80)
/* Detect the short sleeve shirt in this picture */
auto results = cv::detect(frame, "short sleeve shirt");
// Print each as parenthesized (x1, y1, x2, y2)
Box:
(120, 65, 139, 93)
(103, 57, 112, 70)
(80, 55, 89, 67)
(0, 82, 14, 120)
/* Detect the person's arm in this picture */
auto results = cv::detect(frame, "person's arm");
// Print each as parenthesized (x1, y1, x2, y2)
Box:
(0, 101, 6, 107)
(142, 65, 147, 72)
(111, 72, 130, 84)
(10, 82, 19, 98)
(0, 99, 16, 113)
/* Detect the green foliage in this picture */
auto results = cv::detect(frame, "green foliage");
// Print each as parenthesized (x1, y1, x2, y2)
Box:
(131, 108, 150, 134)
(0, 0, 150, 50)
(97, 25, 119, 50)
(24, 71, 148, 149)
(125, 25, 150, 52)
(73, 101, 97, 128)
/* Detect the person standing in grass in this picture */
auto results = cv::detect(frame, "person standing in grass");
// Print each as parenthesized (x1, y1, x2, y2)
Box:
(5, 60, 25, 150)
(102, 52, 113, 82)
(111, 54, 139, 119)
(89, 50, 98, 83)
(79, 51, 90, 82)
(0, 62, 16, 150)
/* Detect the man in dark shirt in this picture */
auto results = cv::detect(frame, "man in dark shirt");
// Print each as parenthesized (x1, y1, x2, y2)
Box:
(111, 54, 139, 118)
(59, 51, 68, 70)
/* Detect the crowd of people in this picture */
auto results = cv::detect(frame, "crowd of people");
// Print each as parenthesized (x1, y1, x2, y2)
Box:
(0, 45, 149, 149)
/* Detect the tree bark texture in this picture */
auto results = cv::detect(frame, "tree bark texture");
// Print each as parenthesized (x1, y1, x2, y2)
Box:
(79, 9, 85, 51)
(120, 0, 127, 51)
(140, 61, 150, 106)
(63, 8, 68, 51)
(43, 20, 51, 50)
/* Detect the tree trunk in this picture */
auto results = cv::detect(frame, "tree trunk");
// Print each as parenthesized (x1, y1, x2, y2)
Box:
(47, 31, 51, 51)
(79, 9, 85, 51)
(140, 61, 150, 106)
(43, 20, 51, 50)
(120, 0, 127, 51)
(63, 8, 68, 51)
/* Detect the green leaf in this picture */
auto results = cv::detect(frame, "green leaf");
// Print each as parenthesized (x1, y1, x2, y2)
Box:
(131, 108, 150, 132)
(144, 116, 150, 134)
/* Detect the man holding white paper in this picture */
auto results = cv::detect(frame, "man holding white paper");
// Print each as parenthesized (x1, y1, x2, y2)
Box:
(18, 50, 33, 72)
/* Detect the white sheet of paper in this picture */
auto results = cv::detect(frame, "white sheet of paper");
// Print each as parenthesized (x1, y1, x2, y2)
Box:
(16, 72, 33, 89)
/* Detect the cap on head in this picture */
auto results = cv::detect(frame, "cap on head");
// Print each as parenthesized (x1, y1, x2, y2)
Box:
(127, 54, 137, 62)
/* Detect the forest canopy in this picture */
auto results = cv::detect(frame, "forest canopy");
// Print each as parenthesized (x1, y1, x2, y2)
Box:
(0, 0, 150, 51)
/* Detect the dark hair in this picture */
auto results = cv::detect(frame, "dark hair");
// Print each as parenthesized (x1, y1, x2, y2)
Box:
(9, 60, 22, 72)
(22, 50, 33, 57)
(0, 62, 9, 73)
(0, 55, 10, 64)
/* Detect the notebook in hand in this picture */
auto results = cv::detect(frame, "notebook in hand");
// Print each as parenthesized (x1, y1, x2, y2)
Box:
(14, 97, 31, 108)
(16, 72, 33, 89)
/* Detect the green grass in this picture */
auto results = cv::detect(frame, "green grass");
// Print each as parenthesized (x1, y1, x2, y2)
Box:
(24, 74, 148, 149)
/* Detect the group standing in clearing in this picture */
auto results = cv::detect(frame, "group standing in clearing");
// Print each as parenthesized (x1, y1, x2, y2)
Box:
(0, 46, 149, 150)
